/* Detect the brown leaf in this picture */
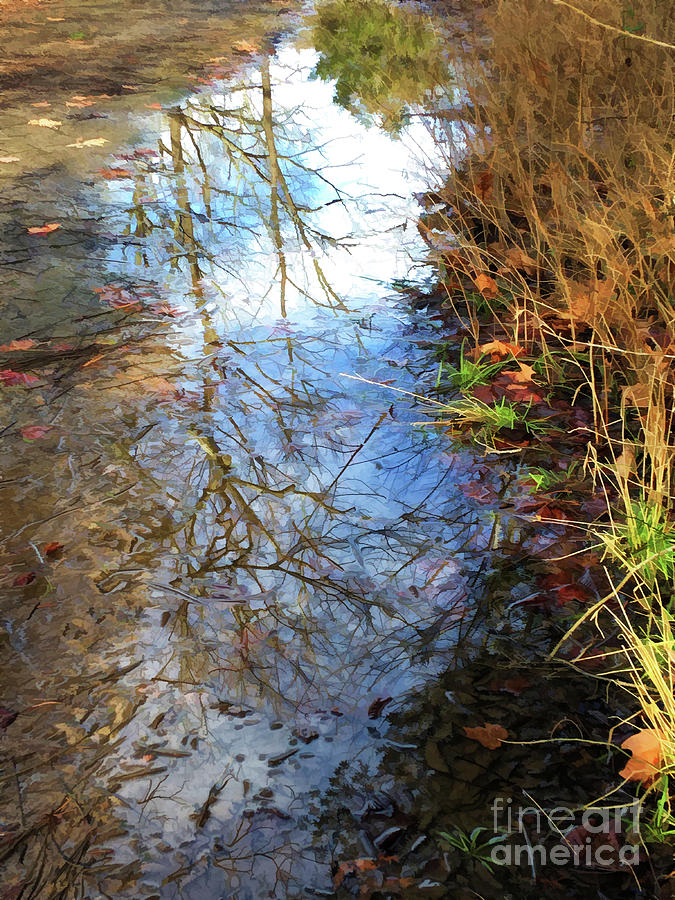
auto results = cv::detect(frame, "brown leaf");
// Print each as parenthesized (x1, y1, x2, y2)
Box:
(473, 273, 498, 300)
(474, 171, 493, 203)
(621, 383, 651, 410)
(368, 696, 393, 719)
(476, 340, 525, 362)
(499, 247, 539, 277)
(464, 722, 508, 749)
(614, 447, 636, 481)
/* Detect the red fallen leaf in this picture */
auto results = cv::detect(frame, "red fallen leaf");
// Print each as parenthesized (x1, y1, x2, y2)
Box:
(493, 675, 532, 695)
(12, 572, 35, 587)
(21, 425, 51, 441)
(536, 503, 569, 521)
(0, 707, 18, 729)
(44, 541, 64, 555)
(470, 384, 495, 404)
(460, 483, 498, 503)
(473, 273, 498, 300)
(555, 584, 591, 604)
(464, 722, 508, 749)
(145, 103, 163, 110)
(27, 223, 61, 235)
(0, 369, 39, 386)
(0, 339, 36, 351)
(619, 728, 664, 782)
(368, 696, 393, 719)
(97, 167, 133, 179)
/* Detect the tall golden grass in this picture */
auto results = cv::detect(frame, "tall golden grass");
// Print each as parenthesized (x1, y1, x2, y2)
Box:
(426, 0, 675, 789)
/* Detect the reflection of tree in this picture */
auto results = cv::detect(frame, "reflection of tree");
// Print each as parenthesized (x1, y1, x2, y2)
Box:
(142, 60, 351, 320)
(311, 0, 448, 132)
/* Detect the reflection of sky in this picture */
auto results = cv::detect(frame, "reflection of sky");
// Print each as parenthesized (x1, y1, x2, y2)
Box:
(105, 47, 443, 338)
(89, 43, 497, 895)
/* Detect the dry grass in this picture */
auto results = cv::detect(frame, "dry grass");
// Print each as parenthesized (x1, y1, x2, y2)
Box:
(425, 0, 675, 792)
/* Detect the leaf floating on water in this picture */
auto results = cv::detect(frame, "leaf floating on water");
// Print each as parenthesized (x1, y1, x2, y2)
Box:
(66, 137, 109, 148)
(463, 722, 508, 749)
(97, 167, 133, 180)
(12, 572, 36, 587)
(0, 339, 36, 351)
(233, 39, 259, 53)
(28, 118, 62, 129)
(44, 541, 64, 555)
(368, 696, 393, 719)
(619, 728, 665, 782)
(0, 707, 18, 729)
(27, 223, 61, 235)
(21, 425, 51, 441)
(0, 369, 39, 386)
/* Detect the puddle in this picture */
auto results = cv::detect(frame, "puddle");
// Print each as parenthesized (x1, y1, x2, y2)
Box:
(0, 7, 500, 895)
(0, 4, 643, 898)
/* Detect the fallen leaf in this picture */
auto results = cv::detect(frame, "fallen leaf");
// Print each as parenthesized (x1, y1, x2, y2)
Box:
(12, 572, 36, 587)
(368, 696, 393, 719)
(614, 447, 636, 481)
(66, 137, 109, 148)
(494, 676, 532, 695)
(27, 223, 61, 235)
(28, 118, 62, 129)
(233, 39, 259, 53)
(464, 722, 508, 749)
(499, 247, 539, 277)
(0, 339, 36, 351)
(476, 340, 525, 362)
(0, 369, 39, 386)
(473, 272, 498, 299)
(0, 708, 18, 730)
(32, 101, 51, 108)
(44, 541, 64, 555)
(474, 171, 493, 203)
(619, 728, 664, 781)
(145, 103, 162, 110)
(621, 383, 651, 410)
(66, 99, 94, 108)
(97, 167, 133, 180)
(21, 425, 51, 441)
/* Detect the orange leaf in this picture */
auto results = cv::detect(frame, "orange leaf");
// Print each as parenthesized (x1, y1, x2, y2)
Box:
(619, 729, 664, 782)
(0, 339, 36, 351)
(44, 541, 64, 555)
(27, 223, 61, 235)
(477, 340, 525, 362)
(473, 273, 498, 300)
(464, 722, 508, 749)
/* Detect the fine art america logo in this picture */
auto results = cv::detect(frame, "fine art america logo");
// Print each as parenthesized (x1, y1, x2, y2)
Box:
(490, 797, 642, 869)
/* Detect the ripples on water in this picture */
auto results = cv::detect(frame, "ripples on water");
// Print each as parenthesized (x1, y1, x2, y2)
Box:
(0, 17, 515, 897)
